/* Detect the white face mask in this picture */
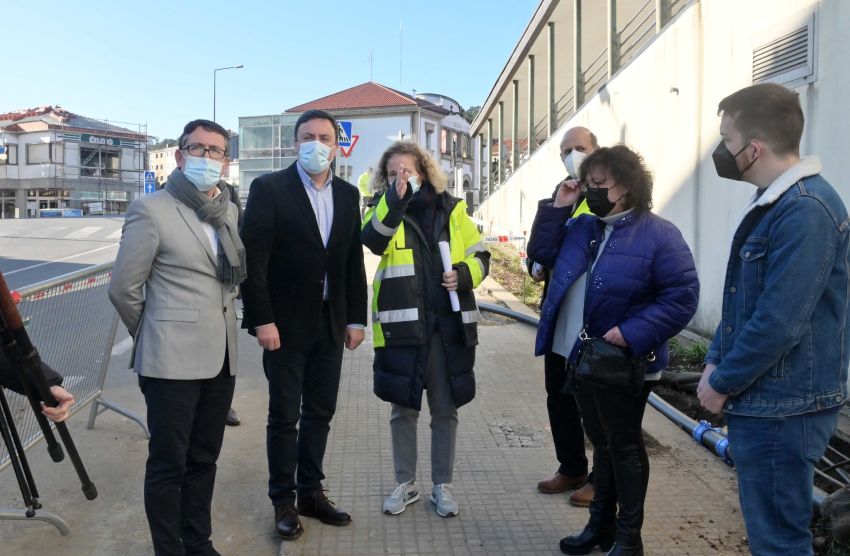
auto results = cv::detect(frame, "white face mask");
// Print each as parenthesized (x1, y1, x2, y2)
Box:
(182, 155, 223, 191)
(298, 140, 332, 174)
(408, 175, 421, 193)
(563, 150, 588, 180)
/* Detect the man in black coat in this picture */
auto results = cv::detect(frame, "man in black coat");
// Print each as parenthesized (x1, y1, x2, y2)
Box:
(527, 125, 597, 507)
(240, 109, 367, 540)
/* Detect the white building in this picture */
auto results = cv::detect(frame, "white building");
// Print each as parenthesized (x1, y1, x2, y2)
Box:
(239, 82, 477, 211)
(148, 146, 178, 187)
(470, 0, 844, 335)
(0, 106, 147, 217)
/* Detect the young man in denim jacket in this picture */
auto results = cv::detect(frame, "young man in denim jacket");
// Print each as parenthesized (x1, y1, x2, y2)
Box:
(698, 83, 850, 556)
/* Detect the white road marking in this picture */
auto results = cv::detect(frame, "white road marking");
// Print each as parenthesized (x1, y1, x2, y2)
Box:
(106, 229, 123, 240)
(3, 243, 119, 276)
(64, 226, 103, 239)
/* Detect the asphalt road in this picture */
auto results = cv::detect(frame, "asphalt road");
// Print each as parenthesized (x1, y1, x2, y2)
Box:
(0, 216, 124, 290)
(0, 216, 131, 440)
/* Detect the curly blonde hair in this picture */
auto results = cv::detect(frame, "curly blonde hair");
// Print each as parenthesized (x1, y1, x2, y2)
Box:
(372, 141, 448, 194)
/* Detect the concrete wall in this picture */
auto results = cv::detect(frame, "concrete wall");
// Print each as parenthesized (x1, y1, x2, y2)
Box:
(476, 0, 847, 335)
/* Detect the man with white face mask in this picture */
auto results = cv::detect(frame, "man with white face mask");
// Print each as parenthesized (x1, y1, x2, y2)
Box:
(110, 119, 242, 556)
(240, 109, 368, 540)
(527, 125, 598, 507)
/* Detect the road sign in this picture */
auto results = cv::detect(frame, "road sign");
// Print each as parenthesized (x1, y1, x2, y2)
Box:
(338, 121, 353, 147)
(339, 135, 360, 158)
(144, 171, 157, 196)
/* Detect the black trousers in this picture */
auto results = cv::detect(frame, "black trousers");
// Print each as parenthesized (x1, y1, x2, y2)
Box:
(574, 379, 652, 545)
(544, 352, 589, 478)
(139, 361, 235, 556)
(265, 304, 344, 505)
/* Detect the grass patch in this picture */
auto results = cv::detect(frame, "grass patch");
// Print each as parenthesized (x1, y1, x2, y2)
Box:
(668, 337, 709, 367)
(487, 243, 543, 311)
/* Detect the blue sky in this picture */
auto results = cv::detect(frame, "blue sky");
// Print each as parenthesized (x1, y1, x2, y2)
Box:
(1, 1, 537, 140)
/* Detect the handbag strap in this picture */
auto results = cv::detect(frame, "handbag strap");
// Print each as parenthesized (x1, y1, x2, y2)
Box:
(579, 237, 600, 339)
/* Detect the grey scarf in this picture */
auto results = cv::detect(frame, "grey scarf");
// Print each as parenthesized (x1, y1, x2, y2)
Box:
(165, 169, 247, 286)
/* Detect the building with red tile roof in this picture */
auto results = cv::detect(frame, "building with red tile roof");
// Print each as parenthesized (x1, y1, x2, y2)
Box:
(239, 82, 480, 211)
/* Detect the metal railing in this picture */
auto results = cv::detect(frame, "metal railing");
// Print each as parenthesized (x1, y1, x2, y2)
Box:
(618, 0, 658, 68)
(533, 114, 549, 150)
(583, 48, 609, 99)
(0, 262, 148, 533)
(670, 0, 689, 18)
(482, 0, 696, 185)
(554, 86, 577, 129)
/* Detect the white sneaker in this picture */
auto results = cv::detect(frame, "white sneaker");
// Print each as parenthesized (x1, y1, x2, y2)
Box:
(382, 480, 420, 515)
(429, 483, 459, 517)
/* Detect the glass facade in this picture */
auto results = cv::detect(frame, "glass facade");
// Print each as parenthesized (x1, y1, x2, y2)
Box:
(239, 114, 299, 190)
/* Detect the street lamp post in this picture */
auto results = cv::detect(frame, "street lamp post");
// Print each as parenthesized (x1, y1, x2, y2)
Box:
(213, 65, 244, 122)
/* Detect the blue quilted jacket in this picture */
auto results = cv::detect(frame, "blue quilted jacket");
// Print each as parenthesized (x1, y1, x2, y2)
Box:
(527, 206, 700, 371)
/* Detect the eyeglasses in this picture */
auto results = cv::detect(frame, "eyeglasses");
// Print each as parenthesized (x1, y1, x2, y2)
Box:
(183, 143, 228, 160)
(583, 179, 616, 191)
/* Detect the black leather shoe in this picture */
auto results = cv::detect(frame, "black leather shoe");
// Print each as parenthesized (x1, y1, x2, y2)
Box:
(606, 541, 643, 556)
(274, 502, 303, 540)
(297, 490, 352, 526)
(559, 524, 616, 555)
(226, 407, 241, 427)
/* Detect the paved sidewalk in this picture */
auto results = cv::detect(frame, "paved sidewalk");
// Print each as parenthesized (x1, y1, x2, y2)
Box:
(0, 252, 748, 555)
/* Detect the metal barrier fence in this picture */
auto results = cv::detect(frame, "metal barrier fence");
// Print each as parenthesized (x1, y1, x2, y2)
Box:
(0, 261, 147, 533)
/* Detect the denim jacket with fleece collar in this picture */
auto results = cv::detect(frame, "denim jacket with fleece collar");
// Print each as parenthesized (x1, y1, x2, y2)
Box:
(707, 157, 850, 417)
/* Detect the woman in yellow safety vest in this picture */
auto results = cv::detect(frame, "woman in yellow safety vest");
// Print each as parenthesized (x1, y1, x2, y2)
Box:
(361, 141, 490, 519)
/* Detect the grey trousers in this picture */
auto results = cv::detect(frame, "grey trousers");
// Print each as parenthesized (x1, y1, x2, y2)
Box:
(390, 332, 459, 485)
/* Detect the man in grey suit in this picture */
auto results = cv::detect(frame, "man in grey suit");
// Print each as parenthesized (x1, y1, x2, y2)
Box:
(109, 119, 244, 556)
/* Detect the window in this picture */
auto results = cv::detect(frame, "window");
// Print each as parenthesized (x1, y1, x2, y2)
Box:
(425, 125, 435, 151)
(0, 144, 16, 165)
(440, 129, 448, 154)
(276, 123, 296, 158)
(27, 143, 50, 164)
(335, 164, 352, 182)
(80, 146, 120, 178)
(241, 126, 274, 152)
(0, 189, 15, 218)
(461, 134, 470, 159)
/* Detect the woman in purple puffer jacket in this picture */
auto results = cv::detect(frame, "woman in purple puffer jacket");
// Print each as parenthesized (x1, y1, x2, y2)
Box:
(527, 145, 699, 556)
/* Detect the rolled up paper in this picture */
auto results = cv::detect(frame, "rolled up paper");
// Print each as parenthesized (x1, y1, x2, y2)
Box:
(438, 241, 461, 312)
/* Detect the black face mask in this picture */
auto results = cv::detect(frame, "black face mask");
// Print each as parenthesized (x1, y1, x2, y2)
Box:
(586, 187, 617, 217)
(712, 141, 757, 181)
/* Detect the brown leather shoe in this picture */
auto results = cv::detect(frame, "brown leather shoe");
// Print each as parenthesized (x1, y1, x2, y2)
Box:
(569, 482, 595, 507)
(537, 472, 588, 494)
